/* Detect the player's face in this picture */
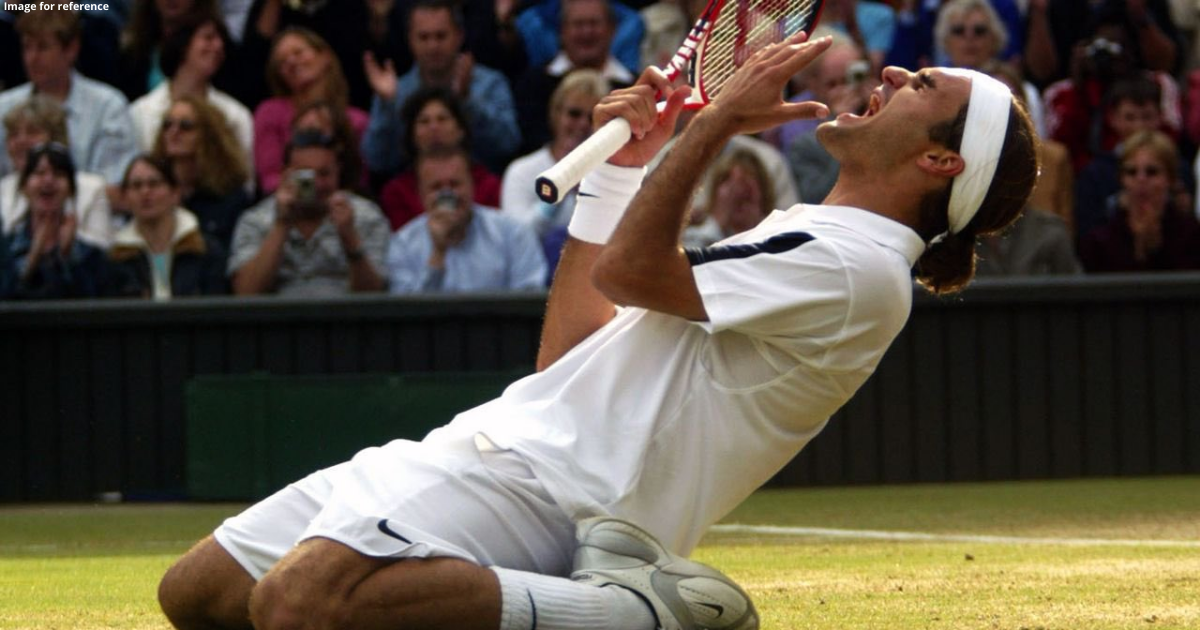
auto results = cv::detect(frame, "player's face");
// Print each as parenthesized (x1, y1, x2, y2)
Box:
(409, 8, 463, 76)
(817, 67, 972, 170)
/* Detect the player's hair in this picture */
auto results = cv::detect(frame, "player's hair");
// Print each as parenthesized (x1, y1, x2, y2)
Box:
(406, 0, 466, 33)
(1119, 130, 1178, 184)
(704, 149, 775, 220)
(934, 0, 1009, 54)
(2, 95, 69, 146)
(914, 96, 1040, 295)
(152, 96, 248, 197)
(15, 10, 81, 46)
(401, 86, 470, 161)
(266, 27, 350, 111)
(159, 10, 232, 79)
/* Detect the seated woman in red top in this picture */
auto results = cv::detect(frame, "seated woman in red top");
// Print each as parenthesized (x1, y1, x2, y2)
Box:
(1079, 130, 1200, 272)
(254, 27, 368, 194)
(377, 87, 501, 230)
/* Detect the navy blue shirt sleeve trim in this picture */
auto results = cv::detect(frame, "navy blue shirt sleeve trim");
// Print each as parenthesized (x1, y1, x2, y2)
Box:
(685, 231, 816, 266)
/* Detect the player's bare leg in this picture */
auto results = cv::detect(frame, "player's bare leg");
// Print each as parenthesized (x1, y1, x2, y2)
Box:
(248, 537, 501, 630)
(159, 536, 256, 630)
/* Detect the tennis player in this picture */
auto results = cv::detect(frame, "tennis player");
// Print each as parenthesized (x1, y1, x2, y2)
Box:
(158, 33, 1039, 630)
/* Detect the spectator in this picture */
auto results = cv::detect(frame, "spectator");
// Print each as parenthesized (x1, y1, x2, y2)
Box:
(1073, 77, 1174, 239)
(3, 142, 108, 299)
(229, 130, 388, 296)
(1042, 7, 1182, 171)
(387, 145, 545, 293)
(1, 96, 112, 248)
(514, 0, 645, 75)
(151, 95, 252, 249)
(683, 149, 774, 249)
(361, 0, 519, 178)
(128, 11, 254, 173)
(107, 154, 228, 298)
(290, 100, 367, 194)
(974, 209, 1083, 276)
(887, 0, 1022, 70)
(501, 69, 608, 240)
(119, 0, 222, 101)
(1080, 130, 1200, 272)
(514, 0, 635, 154)
(254, 27, 368, 194)
(935, 0, 1046, 137)
(0, 10, 139, 192)
(1024, 0, 1182, 87)
(376, 87, 501, 230)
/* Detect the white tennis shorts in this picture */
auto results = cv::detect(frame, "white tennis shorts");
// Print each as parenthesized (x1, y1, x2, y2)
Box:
(214, 433, 577, 580)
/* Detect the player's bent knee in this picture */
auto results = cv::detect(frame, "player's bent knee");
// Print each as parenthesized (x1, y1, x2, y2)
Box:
(159, 536, 255, 630)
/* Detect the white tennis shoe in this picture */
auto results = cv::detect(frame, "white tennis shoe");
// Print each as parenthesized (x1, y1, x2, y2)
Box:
(570, 517, 759, 630)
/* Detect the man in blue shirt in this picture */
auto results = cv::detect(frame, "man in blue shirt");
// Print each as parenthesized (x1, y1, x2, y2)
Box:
(362, 0, 520, 177)
(387, 145, 545, 293)
(0, 10, 137, 190)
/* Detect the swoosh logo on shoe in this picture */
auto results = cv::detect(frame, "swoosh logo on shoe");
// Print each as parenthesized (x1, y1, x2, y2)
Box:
(377, 519, 412, 544)
(697, 602, 725, 616)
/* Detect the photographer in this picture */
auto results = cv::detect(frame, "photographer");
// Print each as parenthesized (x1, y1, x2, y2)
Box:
(228, 129, 389, 296)
(386, 145, 544, 294)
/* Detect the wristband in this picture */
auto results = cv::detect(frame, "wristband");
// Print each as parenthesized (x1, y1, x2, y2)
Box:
(566, 163, 645, 244)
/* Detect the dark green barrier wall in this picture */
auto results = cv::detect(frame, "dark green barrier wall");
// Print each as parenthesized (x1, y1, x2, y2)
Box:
(2, 276, 1199, 502)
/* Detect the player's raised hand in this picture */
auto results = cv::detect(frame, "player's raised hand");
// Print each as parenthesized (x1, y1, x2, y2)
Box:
(594, 67, 691, 168)
(703, 32, 832, 136)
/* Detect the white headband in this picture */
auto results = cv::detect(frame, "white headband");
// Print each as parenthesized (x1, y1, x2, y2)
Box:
(942, 69, 1012, 235)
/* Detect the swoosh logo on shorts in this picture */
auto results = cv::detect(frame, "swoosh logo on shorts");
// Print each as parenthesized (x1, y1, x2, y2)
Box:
(377, 519, 413, 544)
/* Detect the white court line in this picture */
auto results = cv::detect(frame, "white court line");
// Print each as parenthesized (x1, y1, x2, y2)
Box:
(709, 524, 1200, 548)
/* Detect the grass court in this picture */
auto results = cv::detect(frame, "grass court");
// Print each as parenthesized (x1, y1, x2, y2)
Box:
(1, 476, 1197, 629)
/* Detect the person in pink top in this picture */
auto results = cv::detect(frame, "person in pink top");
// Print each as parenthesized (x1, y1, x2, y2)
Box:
(254, 27, 368, 194)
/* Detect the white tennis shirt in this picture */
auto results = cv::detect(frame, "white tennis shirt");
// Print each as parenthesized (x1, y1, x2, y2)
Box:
(428, 190, 925, 555)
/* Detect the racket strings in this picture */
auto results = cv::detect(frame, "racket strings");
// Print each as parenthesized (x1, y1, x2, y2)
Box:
(699, 0, 820, 101)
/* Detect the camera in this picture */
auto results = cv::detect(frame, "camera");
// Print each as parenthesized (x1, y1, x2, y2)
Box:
(845, 60, 870, 86)
(289, 169, 317, 206)
(432, 189, 460, 215)
(1084, 38, 1123, 59)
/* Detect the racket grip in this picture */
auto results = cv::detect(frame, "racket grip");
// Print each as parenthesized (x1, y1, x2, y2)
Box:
(535, 117, 633, 203)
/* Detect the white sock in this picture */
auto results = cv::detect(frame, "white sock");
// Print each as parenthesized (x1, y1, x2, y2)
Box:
(490, 566, 656, 630)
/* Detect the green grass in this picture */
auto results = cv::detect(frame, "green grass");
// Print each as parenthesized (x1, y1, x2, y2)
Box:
(1, 477, 1198, 629)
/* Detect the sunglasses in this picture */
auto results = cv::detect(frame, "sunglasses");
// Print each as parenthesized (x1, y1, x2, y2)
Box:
(30, 141, 70, 157)
(1122, 165, 1164, 178)
(162, 117, 198, 132)
(563, 107, 590, 120)
(950, 24, 990, 38)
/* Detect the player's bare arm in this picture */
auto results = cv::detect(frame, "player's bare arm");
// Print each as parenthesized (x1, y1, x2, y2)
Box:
(536, 69, 687, 370)
(592, 33, 833, 320)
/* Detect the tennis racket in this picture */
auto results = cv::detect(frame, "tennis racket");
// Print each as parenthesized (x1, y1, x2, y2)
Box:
(534, 0, 826, 203)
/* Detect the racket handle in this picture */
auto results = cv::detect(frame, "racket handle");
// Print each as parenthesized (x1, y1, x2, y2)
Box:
(535, 117, 632, 203)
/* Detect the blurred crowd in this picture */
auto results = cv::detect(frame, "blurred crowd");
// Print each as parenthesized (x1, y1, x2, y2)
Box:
(2, 0, 1200, 301)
